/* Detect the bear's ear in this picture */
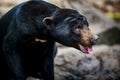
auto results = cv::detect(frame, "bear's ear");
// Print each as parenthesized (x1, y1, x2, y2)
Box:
(43, 17, 54, 30)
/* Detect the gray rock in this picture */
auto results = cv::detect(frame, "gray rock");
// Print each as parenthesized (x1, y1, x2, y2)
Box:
(97, 27, 120, 45)
(55, 45, 120, 80)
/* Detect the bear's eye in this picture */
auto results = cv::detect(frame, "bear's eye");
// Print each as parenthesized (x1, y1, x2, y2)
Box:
(78, 17, 84, 21)
(74, 25, 82, 34)
(76, 25, 82, 29)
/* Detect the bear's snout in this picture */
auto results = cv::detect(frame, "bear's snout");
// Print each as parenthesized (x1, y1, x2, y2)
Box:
(90, 35, 99, 45)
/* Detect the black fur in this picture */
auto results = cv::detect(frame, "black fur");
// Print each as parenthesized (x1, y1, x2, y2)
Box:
(0, 0, 90, 80)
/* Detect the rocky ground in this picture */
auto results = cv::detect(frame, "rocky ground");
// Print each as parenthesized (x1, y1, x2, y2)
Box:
(55, 45, 120, 80)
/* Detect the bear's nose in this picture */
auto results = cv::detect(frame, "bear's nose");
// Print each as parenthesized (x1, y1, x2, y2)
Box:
(91, 35, 99, 44)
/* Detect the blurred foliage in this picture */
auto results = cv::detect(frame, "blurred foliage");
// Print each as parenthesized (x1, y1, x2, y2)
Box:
(106, 12, 120, 21)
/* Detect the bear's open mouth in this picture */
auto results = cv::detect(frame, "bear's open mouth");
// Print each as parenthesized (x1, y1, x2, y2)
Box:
(78, 44, 93, 54)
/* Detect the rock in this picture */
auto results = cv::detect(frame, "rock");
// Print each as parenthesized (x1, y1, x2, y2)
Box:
(97, 27, 120, 45)
(55, 45, 120, 80)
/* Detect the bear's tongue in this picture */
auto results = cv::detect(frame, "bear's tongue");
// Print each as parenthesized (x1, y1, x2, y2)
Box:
(79, 44, 92, 54)
(86, 47, 92, 54)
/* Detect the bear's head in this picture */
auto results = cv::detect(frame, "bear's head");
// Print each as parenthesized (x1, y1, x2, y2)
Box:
(43, 9, 98, 54)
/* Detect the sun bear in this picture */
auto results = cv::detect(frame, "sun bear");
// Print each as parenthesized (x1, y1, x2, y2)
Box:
(0, 0, 98, 80)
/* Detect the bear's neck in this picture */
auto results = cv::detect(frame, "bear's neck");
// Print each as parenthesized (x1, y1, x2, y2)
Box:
(36, 26, 52, 41)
